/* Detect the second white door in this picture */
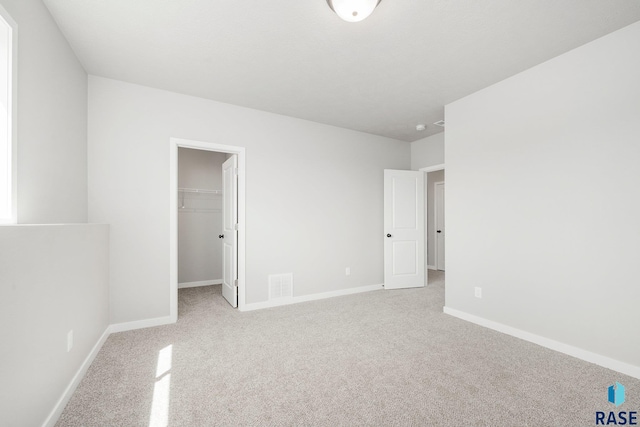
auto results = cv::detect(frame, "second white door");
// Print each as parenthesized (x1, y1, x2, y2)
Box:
(435, 182, 445, 271)
(221, 155, 238, 307)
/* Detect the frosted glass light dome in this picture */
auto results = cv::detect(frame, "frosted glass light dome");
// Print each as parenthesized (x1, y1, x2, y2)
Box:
(326, 0, 382, 23)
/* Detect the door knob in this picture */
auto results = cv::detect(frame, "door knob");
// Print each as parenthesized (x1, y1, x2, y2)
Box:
(437, 230, 442, 233)
(218, 234, 224, 239)
(386, 234, 392, 238)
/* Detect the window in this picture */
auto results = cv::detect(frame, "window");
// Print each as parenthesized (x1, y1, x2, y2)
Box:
(0, 8, 14, 224)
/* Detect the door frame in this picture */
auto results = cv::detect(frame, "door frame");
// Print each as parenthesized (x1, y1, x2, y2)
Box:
(419, 164, 445, 274)
(169, 137, 246, 319)
(434, 181, 445, 271)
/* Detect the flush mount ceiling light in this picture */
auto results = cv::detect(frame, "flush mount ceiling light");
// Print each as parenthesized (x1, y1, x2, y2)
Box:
(326, 0, 382, 22)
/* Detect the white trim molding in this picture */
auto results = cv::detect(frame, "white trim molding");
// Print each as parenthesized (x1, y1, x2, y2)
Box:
(178, 279, 222, 289)
(43, 313, 184, 426)
(42, 327, 111, 427)
(109, 315, 174, 334)
(241, 284, 383, 312)
(419, 163, 445, 173)
(443, 306, 640, 380)
(0, 5, 18, 224)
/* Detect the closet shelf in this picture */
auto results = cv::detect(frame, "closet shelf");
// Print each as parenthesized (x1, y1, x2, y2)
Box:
(178, 187, 222, 195)
(178, 208, 222, 214)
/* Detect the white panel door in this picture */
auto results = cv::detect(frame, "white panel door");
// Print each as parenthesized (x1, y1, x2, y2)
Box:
(384, 170, 425, 289)
(221, 155, 238, 307)
(435, 182, 445, 271)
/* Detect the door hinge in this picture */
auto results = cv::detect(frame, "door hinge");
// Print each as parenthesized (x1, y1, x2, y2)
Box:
(234, 167, 239, 176)
(234, 279, 238, 288)
(234, 223, 239, 231)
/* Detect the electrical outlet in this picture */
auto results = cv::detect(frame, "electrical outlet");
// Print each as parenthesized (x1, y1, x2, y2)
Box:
(345, 267, 351, 276)
(474, 287, 482, 298)
(67, 330, 73, 352)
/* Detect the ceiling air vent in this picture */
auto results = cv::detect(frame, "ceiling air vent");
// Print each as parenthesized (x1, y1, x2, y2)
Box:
(268, 273, 293, 300)
(433, 120, 445, 127)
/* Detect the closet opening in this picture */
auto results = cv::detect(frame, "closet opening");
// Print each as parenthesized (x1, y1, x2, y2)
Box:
(169, 138, 246, 321)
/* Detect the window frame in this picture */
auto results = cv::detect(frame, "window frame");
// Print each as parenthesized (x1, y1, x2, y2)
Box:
(0, 4, 16, 225)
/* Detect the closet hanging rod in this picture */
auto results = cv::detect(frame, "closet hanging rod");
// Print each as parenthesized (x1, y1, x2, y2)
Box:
(178, 187, 222, 195)
(178, 208, 222, 213)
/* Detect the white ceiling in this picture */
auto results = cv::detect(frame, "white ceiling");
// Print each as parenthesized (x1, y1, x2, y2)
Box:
(42, 0, 640, 142)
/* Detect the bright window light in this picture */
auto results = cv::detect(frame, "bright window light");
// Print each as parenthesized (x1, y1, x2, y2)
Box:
(149, 345, 173, 427)
(0, 10, 14, 224)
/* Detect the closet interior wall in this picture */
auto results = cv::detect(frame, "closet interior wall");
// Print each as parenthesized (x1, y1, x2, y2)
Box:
(178, 148, 226, 286)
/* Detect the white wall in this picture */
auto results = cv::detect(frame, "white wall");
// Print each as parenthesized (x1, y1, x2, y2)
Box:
(88, 76, 410, 323)
(0, 225, 109, 427)
(178, 148, 225, 284)
(426, 169, 444, 268)
(411, 132, 444, 170)
(0, 3, 110, 425)
(0, 0, 88, 223)
(445, 21, 640, 369)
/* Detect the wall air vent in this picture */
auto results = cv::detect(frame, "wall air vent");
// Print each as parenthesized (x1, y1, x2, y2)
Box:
(268, 273, 293, 300)
(433, 120, 445, 127)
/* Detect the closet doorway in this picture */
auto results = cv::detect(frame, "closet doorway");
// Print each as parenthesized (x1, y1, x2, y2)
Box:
(169, 138, 246, 320)
(177, 148, 226, 290)
(420, 164, 445, 273)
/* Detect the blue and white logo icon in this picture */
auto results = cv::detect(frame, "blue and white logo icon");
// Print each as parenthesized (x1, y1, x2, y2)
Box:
(608, 382, 626, 407)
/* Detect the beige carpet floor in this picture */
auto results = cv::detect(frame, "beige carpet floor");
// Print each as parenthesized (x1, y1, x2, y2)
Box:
(57, 271, 639, 426)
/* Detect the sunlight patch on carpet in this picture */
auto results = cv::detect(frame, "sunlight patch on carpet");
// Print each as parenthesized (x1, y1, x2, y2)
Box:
(149, 345, 173, 427)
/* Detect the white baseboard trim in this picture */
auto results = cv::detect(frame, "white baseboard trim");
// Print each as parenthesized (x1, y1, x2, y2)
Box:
(42, 327, 111, 427)
(109, 315, 175, 333)
(427, 265, 437, 270)
(443, 306, 640, 380)
(44, 315, 177, 425)
(240, 284, 383, 312)
(178, 279, 221, 289)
